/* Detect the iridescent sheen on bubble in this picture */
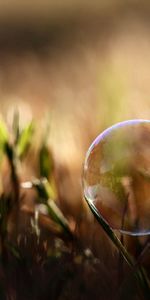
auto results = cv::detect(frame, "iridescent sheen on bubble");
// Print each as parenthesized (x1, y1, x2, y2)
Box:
(83, 120, 150, 236)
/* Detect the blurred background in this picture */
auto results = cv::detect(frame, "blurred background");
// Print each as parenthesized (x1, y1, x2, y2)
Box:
(0, 0, 150, 209)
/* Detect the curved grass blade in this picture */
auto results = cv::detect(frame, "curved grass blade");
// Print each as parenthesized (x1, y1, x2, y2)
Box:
(85, 198, 150, 299)
(22, 179, 73, 239)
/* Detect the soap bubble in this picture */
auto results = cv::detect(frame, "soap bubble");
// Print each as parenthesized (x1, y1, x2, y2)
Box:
(83, 120, 150, 236)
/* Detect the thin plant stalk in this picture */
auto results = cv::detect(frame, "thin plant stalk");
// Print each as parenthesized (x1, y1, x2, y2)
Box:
(85, 198, 150, 299)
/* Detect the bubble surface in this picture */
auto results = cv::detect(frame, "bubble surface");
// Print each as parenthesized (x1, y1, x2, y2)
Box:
(83, 120, 150, 236)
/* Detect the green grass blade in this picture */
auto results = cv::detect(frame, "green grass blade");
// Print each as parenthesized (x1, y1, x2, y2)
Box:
(85, 198, 150, 299)
(0, 119, 9, 147)
(12, 109, 20, 144)
(16, 121, 34, 159)
(24, 179, 73, 238)
(39, 145, 54, 179)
